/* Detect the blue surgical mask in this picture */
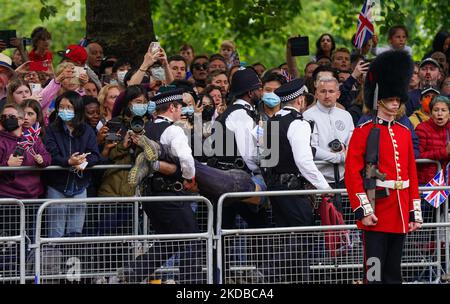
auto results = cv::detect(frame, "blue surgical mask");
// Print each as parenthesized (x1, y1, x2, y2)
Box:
(58, 109, 75, 122)
(131, 104, 148, 117)
(262, 92, 281, 108)
(181, 106, 194, 116)
(147, 101, 156, 115)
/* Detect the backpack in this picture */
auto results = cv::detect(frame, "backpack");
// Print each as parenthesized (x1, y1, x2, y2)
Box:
(318, 196, 351, 257)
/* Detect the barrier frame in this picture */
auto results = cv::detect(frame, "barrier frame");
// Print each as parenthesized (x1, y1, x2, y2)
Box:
(34, 196, 214, 284)
(0, 199, 26, 284)
(216, 187, 450, 284)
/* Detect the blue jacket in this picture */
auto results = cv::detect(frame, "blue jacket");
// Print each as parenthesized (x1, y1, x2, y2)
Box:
(357, 114, 420, 158)
(44, 122, 100, 196)
(406, 89, 421, 117)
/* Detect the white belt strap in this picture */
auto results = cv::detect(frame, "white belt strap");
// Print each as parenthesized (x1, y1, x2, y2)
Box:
(376, 179, 410, 190)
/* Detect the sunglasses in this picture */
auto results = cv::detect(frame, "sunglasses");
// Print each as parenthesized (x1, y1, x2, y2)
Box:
(193, 63, 208, 70)
(1, 114, 23, 120)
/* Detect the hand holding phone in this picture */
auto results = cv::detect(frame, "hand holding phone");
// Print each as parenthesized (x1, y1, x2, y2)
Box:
(73, 66, 87, 78)
(150, 42, 160, 55)
(0, 30, 17, 49)
(30, 83, 42, 95)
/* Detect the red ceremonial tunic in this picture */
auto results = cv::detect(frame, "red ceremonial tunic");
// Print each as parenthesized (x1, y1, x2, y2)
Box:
(345, 118, 421, 234)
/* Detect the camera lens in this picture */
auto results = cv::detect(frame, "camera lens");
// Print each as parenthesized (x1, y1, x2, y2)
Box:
(130, 116, 145, 134)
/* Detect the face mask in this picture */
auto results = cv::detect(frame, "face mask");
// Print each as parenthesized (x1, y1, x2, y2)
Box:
(421, 96, 432, 114)
(131, 104, 148, 117)
(147, 101, 156, 115)
(58, 110, 75, 122)
(117, 70, 128, 84)
(2, 117, 20, 132)
(262, 92, 281, 108)
(181, 106, 194, 116)
(202, 105, 215, 121)
(151, 66, 165, 81)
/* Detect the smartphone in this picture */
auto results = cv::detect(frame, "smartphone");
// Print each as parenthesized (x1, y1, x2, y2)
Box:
(150, 41, 160, 54)
(29, 61, 48, 72)
(289, 36, 310, 57)
(13, 145, 25, 157)
(0, 30, 17, 48)
(29, 83, 42, 95)
(106, 120, 122, 133)
(73, 66, 87, 78)
(101, 74, 112, 85)
(105, 133, 122, 142)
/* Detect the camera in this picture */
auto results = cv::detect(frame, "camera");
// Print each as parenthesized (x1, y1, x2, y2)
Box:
(328, 139, 343, 153)
(130, 115, 145, 134)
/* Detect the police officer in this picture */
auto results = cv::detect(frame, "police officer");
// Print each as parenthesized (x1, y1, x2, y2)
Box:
(261, 79, 331, 283)
(208, 68, 268, 229)
(128, 88, 202, 283)
(345, 50, 423, 284)
(267, 78, 331, 228)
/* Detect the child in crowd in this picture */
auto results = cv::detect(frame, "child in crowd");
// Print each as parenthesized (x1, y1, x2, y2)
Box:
(372, 25, 413, 56)
(220, 40, 239, 69)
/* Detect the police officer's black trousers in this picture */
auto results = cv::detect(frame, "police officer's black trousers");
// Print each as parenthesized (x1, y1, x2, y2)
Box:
(129, 192, 203, 283)
(363, 231, 405, 284)
(269, 193, 314, 283)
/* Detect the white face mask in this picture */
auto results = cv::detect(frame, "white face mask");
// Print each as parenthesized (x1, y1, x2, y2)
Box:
(151, 66, 165, 81)
(117, 70, 128, 84)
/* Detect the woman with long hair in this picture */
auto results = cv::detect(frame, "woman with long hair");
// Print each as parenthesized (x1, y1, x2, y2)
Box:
(44, 91, 100, 238)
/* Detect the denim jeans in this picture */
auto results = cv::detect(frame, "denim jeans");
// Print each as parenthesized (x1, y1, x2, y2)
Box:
(46, 186, 87, 238)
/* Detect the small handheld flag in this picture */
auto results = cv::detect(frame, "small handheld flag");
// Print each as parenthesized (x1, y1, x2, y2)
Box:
(423, 170, 448, 208)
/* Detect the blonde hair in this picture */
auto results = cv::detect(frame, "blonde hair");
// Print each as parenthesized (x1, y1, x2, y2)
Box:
(98, 84, 120, 118)
(220, 40, 235, 50)
(55, 62, 74, 77)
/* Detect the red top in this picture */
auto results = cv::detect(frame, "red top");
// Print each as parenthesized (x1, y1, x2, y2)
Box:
(345, 119, 420, 234)
(28, 49, 53, 63)
(415, 119, 450, 185)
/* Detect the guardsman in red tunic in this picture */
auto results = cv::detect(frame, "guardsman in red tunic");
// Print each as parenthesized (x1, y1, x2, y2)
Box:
(345, 50, 423, 284)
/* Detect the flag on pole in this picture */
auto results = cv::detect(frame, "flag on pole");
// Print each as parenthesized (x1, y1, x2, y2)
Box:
(423, 169, 448, 208)
(353, 0, 376, 49)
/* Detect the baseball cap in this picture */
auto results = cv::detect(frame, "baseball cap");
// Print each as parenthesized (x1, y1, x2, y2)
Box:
(419, 57, 441, 69)
(57, 44, 88, 65)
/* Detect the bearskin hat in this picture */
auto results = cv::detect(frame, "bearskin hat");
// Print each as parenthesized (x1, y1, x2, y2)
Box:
(364, 50, 414, 110)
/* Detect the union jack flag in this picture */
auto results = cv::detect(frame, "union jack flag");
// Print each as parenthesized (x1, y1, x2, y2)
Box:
(353, 0, 376, 49)
(423, 170, 448, 208)
(22, 122, 41, 144)
(17, 123, 41, 154)
(281, 69, 293, 82)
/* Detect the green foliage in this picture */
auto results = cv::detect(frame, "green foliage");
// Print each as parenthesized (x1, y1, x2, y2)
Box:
(40, 0, 58, 21)
(0, 0, 86, 66)
(1, 0, 447, 72)
(331, 0, 449, 61)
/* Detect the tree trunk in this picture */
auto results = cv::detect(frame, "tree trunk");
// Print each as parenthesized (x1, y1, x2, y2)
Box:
(85, 0, 155, 66)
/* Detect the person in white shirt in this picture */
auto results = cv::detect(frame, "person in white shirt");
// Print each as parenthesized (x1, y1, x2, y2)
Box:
(303, 76, 354, 211)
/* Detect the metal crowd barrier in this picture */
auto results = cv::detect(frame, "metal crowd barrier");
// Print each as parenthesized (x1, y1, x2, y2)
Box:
(216, 187, 450, 284)
(0, 199, 26, 284)
(33, 196, 214, 284)
(0, 159, 446, 284)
